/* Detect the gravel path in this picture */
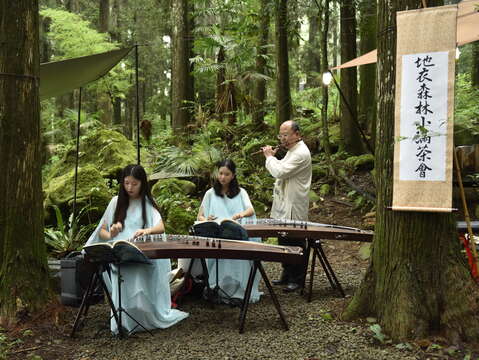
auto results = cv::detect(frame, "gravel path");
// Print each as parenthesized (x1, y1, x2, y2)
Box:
(65, 244, 424, 360)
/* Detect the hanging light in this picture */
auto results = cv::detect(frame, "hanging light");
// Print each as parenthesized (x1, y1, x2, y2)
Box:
(322, 71, 333, 86)
(455, 47, 461, 60)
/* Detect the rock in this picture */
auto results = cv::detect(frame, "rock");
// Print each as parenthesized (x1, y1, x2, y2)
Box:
(151, 178, 196, 197)
(43, 165, 111, 225)
(312, 164, 328, 179)
(309, 190, 321, 202)
(345, 154, 375, 171)
(46, 129, 146, 182)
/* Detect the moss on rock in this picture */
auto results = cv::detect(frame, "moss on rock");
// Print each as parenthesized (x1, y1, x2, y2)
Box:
(345, 154, 374, 171)
(47, 129, 144, 181)
(151, 178, 196, 197)
(43, 165, 111, 224)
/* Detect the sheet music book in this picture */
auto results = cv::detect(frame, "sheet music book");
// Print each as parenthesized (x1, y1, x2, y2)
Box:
(193, 219, 248, 240)
(83, 240, 152, 265)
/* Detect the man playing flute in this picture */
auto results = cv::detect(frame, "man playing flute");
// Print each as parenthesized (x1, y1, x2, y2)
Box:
(261, 120, 312, 292)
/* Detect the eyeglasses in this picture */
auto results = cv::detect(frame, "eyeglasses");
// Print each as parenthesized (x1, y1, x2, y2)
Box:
(277, 133, 293, 139)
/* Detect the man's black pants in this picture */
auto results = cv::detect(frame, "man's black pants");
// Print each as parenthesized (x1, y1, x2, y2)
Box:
(278, 236, 306, 284)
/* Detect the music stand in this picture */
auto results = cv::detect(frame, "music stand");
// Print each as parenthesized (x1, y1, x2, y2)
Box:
(71, 251, 153, 338)
(70, 261, 119, 337)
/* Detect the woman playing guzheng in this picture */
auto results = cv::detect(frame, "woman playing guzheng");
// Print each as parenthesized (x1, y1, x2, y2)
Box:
(195, 159, 263, 304)
(85, 164, 188, 334)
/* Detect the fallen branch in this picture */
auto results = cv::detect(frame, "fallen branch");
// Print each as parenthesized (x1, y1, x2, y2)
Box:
(9, 345, 41, 354)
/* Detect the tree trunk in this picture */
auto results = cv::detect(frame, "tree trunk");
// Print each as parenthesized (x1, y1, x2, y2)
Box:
(340, 0, 363, 155)
(40, 16, 51, 63)
(358, 0, 377, 150)
(0, 0, 49, 321)
(305, 8, 321, 89)
(66, 0, 80, 13)
(472, 42, 479, 88)
(251, 0, 270, 130)
(342, 0, 479, 342)
(321, 0, 332, 158)
(288, 0, 300, 91)
(171, 0, 193, 135)
(275, 0, 292, 129)
(98, 0, 112, 125)
(110, 0, 122, 126)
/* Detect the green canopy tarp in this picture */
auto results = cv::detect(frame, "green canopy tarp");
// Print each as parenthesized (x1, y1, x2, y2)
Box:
(39, 47, 133, 100)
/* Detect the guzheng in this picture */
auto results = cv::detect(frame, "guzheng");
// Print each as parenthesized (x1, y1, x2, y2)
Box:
(129, 234, 304, 264)
(242, 218, 373, 242)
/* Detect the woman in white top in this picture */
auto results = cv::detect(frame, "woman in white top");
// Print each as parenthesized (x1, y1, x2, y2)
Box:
(196, 159, 262, 303)
(86, 164, 188, 334)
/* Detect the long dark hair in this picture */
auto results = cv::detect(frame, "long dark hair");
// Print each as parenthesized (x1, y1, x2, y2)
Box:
(113, 164, 160, 229)
(213, 159, 240, 198)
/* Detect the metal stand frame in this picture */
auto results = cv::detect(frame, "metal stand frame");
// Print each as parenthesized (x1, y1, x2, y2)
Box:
(239, 260, 289, 333)
(70, 263, 119, 337)
(302, 239, 345, 302)
(70, 262, 153, 338)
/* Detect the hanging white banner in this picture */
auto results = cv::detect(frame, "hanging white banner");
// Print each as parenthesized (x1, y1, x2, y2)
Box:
(399, 51, 448, 182)
(392, 5, 457, 212)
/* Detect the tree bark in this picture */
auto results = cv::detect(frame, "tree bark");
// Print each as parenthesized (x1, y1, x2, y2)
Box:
(110, 0, 123, 126)
(252, 0, 270, 130)
(0, 0, 49, 320)
(321, 0, 332, 158)
(305, 7, 321, 89)
(275, 0, 292, 129)
(342, 0, 479, 342)
(358, 0, 377, 150)
(472, 42, 479, 88)
(171, 0, 193, 135)
(340, 0, 363, 155)
(98, 0, 112, 125)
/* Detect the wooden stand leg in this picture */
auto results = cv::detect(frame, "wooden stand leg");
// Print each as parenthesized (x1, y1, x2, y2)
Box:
(238, 262, 257, 334)
(307, 249, 317, 303)
(316, 244, 345, 298)
(257, 262, 289, 331)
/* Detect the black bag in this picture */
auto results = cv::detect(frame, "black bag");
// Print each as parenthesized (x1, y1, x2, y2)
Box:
(60, 252, 103, 307)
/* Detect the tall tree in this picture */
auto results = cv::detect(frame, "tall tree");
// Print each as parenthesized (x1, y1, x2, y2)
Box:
(171, 0, 194, 135)
(252, 0, 270, 129)
(275, 0, 292, 128)
(343, 0, 479, 341)
(472, 42, 479, 88)
(340, 0, 363, 155)
(0, 0, 49, 320)
(358, 0, 377, 149)
(305, 5, 321, 89)
(320, 0, 332, 158)
(98, 0, 112, 125)
(110, 0, 122, 126)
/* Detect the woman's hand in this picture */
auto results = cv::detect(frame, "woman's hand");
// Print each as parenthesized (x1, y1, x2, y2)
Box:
(231, 212, 244, 220)
(109, 222, 123, 239)
(207, 215, 217, 221)
(134, 228, 150, 238)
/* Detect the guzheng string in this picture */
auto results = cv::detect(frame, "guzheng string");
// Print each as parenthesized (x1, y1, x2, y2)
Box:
(242, 218, 367, 233)
(128, 233, 296, 253)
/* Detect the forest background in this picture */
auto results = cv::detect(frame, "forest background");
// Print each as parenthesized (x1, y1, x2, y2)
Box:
(38, 0, 479, 253)
(2, 0, 479, 355)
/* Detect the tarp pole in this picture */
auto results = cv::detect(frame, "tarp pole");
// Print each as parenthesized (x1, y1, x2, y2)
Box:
(135, 45, 141, 165)
(73, 87, 82, 222)
(328, 70, 374, 154)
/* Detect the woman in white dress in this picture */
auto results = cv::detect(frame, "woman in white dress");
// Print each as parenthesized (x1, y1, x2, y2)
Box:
(85, 164, 188, 334)
(196, 159, 262, 303)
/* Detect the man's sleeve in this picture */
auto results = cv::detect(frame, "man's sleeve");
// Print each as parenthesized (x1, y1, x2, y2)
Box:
(265, 153, 308, 180)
